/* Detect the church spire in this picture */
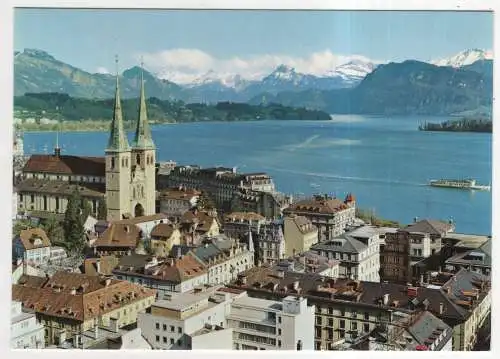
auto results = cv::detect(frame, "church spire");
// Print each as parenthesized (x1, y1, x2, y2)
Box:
(107, 55, 130, 152)
(132, 58, 155, 150)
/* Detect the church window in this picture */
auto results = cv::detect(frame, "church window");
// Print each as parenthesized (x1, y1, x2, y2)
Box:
(92, 200, 97, 214)
(111, 157, 115, 169)
(30, 194, 34, 203)
(136, 154, 141, 166)
(141, 186, 144, 198)
(133, 188, 136, 199)
(122, 158, 125, 167)
(19, 194, 23, 202)
(43, 196, 47, 211)
(125, 158, 128, 167)
(56, 197, 60, 211)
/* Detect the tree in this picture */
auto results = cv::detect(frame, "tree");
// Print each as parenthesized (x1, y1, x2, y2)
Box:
(42, 214, 64, 244)
(97, 199, 107, 220)
(63, 188, 85, 255)
(197, 191, 215, 210)
(13, 219, 31, 239)
(81, 199, 93, 221)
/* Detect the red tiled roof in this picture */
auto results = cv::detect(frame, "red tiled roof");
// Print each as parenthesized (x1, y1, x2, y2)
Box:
(150, 223, 176, 239)
(12, 272, 156, 322)
(285, 197, 349, 214)
(16, 228, 51, 250)
(93, 223, 140, 248)
(23, 154, 105, 177)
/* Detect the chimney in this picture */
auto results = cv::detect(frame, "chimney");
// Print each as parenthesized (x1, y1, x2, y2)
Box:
(93, 325, 99, 340)
(419, 274, 424, 286)
(109, 317, 119, 333)
(383, 293, 390, 306)
(105, 278, 111, 287)
(96, 260, 101, 274)
(439, 302, 444, 315)
(74, 334, 80, 349)
(177, 246, 182, 259)
(70, 288, 77, 295)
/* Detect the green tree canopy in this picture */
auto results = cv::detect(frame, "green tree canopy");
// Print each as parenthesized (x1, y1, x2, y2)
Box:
(97, 199, 107, 220)
(63, 188, 86, 255)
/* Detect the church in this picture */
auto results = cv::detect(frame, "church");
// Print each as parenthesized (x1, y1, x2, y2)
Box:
(15, 63, 156, 222)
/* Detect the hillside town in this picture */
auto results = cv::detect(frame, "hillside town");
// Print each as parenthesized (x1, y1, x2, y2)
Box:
(11, 66, 491, 351)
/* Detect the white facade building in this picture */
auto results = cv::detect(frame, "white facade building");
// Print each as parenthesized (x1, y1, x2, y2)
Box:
(311, 231, 380, 282)
(13, 228, 51, 266)
(138, 286, 239, 350)
(11, 301, 45, 349)
(229, 295, 315, 350)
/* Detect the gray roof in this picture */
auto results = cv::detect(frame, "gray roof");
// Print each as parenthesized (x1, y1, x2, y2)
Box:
(407, 311, 453, 350)
(404, 219, 453, 235)
(311, 234, 367, 254)
(192, 242, 223, 263)
(116, 254, 157, 270)
(445, 239, 491, 267)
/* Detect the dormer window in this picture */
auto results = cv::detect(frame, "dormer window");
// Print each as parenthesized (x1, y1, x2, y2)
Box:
(136, 154, 141, 166)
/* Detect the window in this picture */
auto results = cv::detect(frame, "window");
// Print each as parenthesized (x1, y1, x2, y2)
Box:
(328, 307, 334, 315)
(178, 327, 182, 334)
(278, 316, 282, 324)
(155, 335, 159, 342)
(111, 157, 115, 169)
(364, 323, 370, 333)
(30, 194, 34, 203)
(170, 325, 175, 332)
(278, 340, 281, 347)
(340, 309, 345, 316)
(364, 312, 369, 320)
(177, 339, 182, 346)
(328, 318, 334, 327)
(43, 196, 47, 210)
(136, 154, 141, 166)
(351, 311, 357, 318)
(339, 331, 345, 339)
(170, 338, 174, 345)
(163, 337, 167, 343)
(316, 316, 322, 325)
(339, 320, 345, 329)
(163, 324, 167, 331)
(351, 321, 358, 331)
(278, 328, 281, 335)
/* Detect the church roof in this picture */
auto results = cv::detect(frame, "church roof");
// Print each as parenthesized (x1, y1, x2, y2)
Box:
(23, 154, 105, 177)
(16, 179, 105, 198)
(132, 66, 155, 150)
(107, 68, 130, 153)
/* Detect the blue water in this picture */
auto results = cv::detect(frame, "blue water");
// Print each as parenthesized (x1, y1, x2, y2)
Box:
(24, 115, 492, 235)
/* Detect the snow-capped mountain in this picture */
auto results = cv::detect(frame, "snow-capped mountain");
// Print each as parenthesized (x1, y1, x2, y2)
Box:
(325, 59, 379, 83)
(188, 70, 251, 90)
(432, 48, 493, 68)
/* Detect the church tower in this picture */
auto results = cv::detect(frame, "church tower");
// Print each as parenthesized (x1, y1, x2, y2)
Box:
(105, 57, 132, 221)
(130, 62, 156, 217)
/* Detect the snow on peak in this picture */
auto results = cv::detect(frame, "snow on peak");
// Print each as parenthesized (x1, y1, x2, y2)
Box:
(432, 49, 493, 68)
(324, 58, 379, 81)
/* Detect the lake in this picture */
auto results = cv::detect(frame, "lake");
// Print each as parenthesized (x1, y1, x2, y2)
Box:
(23, 115, 492, 235)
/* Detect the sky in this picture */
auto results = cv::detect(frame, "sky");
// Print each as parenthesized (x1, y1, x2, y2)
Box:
(14, 9, 493, 82)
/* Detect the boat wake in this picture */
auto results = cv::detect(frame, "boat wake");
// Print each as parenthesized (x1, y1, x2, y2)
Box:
(267, 167, 427, 187)
(283, 135, 360, 151)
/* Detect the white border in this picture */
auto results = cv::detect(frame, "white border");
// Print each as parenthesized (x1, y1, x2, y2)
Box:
(1, 1, 497, 359)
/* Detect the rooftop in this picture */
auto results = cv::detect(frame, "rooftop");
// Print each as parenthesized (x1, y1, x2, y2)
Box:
(23, 154, 105, 177)
(404, 219, 454, 236)
(311, 234, 368, 254)
(285, 196, 351, 215)
(15, 227, 51, 250)
(17, 178, 105, 197)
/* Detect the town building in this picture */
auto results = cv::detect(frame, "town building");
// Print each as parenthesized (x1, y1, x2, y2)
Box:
(191, 237, 254, 285)
(283, 194, 356, 242)
(223, 211, 267, 240)
(229, 266, 488, 351)
(231, 188, 289, 219)
(149, 223, 182, 257)
(380, 230, 412, 284)
(159, 166, 276, 211)
(52, 327, 151, 349)
(13, 228, 51, 266)
(178, 208, 220, 245)
(158, 187, 200, 217)
(112, 253, 208, 298)
(273, 251, 340, 277)
(283, 215, 319, 257)
(256, 220, 285, 265)
(229, 294, 315, 350)
(342, 311, 453, 351)
(138, 285, 238, 350)
(310, 231, 380, 282)
(441, 233, 491, 261)
(11, 301, 45, 349)
(11, 271, 156, 346)
(444, 239, 491, 276)
(15, 63, 157, 222)
(404, 219, 455, 262)
(92, 222, 142, 257)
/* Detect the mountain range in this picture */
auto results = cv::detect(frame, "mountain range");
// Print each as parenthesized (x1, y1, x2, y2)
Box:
(14, 48, 493, 116)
